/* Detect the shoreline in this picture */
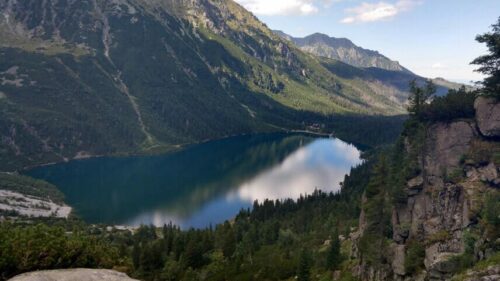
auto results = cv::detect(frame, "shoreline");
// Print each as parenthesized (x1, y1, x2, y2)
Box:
(17, 129, 336, 173)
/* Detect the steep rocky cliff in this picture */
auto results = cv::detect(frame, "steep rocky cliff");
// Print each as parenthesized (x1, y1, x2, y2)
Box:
(351, 96, 500, 281)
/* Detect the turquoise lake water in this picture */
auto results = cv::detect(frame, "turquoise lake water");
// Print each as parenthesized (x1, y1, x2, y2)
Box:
(26, 133, 362, 228)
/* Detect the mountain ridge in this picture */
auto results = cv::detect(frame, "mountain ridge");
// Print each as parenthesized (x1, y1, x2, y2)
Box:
(276, 30, 470, 98)
(275, 30, 411, 73)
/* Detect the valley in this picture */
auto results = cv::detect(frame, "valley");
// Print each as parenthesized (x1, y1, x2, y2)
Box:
(0, 0, 435, 171)
(0, 1, 498, 281)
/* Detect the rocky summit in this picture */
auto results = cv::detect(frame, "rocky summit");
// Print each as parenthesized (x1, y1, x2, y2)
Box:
(275, 31, 409, 73)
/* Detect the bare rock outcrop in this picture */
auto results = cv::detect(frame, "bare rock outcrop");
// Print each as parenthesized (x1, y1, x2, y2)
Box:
(475, 96, 500, 138)
(389, 116, 498, 280)
(390, 243, 406, 276)
(424, 121, 477, 178)
(8, 269, 139, 281)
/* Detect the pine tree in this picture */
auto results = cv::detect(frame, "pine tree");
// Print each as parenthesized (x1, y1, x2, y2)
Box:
(472, 17, 500, 97)
(297, 248, 311, 281)
(183, 240, 203, 269)
(408, 79, 436, 119)
(359, 155, 393, 265)
(326, 229, 342, 270)
(220, 222, 236, 258)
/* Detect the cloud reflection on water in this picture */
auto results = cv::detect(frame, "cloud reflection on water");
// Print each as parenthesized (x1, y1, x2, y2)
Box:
(127, 138, 362, 228)
(228, 138, 362, 203)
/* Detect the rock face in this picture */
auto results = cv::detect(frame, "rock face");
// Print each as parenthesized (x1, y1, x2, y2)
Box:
(353, 97, 500, 281)
(8, 269, 139, 281)
(390, 243, 406, 276)
(392, 121, 481, 280)
(395, 102, 499, 281)
(424, 121, 477, 177)
(475, 96, 500, 138)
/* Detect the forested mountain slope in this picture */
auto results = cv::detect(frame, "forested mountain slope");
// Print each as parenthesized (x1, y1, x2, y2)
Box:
(0, 0, 408, 171)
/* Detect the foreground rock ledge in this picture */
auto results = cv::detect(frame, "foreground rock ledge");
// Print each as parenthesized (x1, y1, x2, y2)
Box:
(8, 269, 139, 281)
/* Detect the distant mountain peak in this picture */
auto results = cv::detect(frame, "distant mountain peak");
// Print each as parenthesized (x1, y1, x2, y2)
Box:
(274, 30, 410, 73)
(431, 77, 477, 91)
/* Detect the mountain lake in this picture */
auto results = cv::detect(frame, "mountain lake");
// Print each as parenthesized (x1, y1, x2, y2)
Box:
(26, 133, 362, 228)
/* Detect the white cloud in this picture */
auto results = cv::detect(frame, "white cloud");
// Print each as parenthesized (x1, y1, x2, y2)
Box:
(341, 0, 421, 24)
(235, 0, 339, 16)
(431, 62, 447, 69)
(321, 0, 345, 8)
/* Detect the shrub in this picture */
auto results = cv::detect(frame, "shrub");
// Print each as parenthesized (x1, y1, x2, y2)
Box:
(483, 191, 500, 240)
(0, 223, 121, 279)
(448, 230, 478, 273)
(404, 240, 425, 274)
(420, 88, 477, 123)
(427, 230, 452, 245)
(446, 169, 464, 184)
(465, 140, 500, 165)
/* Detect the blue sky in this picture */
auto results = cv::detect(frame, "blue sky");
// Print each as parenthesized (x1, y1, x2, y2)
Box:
(234, 0, 500, 83)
